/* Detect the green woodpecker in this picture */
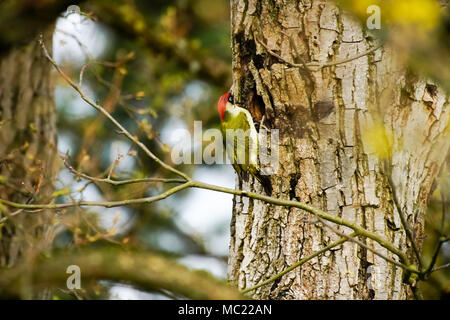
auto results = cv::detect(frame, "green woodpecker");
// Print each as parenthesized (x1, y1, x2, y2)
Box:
(218, 92, 272, 194)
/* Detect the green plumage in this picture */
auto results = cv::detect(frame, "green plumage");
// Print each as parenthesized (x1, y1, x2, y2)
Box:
(221, 107, 272, 194)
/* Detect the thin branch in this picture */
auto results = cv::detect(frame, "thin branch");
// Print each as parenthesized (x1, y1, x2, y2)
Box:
(440, 173, 446, 232)
(255, 37, 382, 71)
(63, 159, 421, 275)
(386, 164, 423, 270)
(0, 209, 23, 224)
(0, 182, 192, 210)
(315, 217, 417, 274)
(55, 28, 94, 61)
(62, 157, 185, 186)
(65, 192, 123, 246)
(423, 236, 449, 278)
(241, 234, 353, 294)
(106, 153, 123, 180)
(190, 181, 412, 267)
(319, 44, 383, 68)
(0, 177, 413, 270)
(56, 28, 135, 68)
(432, 262, 450, 273)
(39, 35, 190, 181)
(79, 63, 88, 87)
(426, 166, 449, 277)
(256, 37, 308, 70)
(0, 179, 34, 198)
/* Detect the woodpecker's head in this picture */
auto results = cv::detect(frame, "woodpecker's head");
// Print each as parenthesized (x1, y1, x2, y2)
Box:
(218, 92, 233, 122)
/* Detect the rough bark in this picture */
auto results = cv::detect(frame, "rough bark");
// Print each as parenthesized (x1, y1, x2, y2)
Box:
(228, 0, 450, 299)
(0, 30, 57, 269)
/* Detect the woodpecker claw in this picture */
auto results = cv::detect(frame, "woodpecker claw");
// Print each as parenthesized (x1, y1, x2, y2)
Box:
(259, 115, 269, 132)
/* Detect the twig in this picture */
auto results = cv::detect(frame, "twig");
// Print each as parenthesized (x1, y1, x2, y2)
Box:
(0, 179, 34, 198)
(190, 180, 412, 268)
(39, 35, 189, 181)
(425, 167, 449, 277)
(241, 234, 353, 294)
(62, 156, 185, 185)
(0, 182, 192, 210)
(423, 236, 449, 278)
(315, 217, 416, 274)
(255, 37, 308, 69)
(431, 262, 450, 273)
(440, 173, 446, 232)
(319, 44, 382, 68)
(0, 177, 414, 271)
(255, 37, 382, 71)
(0, 209, 24, 224)
(1, 178, 413, 269)
(79, 63, 88, 87)
(386, 163, 423, 270)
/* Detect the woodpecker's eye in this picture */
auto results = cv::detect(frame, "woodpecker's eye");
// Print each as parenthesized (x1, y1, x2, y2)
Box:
(228, 94, 234, 104)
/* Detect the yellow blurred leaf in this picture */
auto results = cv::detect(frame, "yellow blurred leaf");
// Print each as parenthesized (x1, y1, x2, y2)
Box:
(87, 234, 100, 242)
(387, 0, 440, 31)
(135, 91, 145, 100)
(147, 108, 158, 118)
(118, 67, 127, 75)
(29, 123, 37, 132)
(362, 124, 393, 159)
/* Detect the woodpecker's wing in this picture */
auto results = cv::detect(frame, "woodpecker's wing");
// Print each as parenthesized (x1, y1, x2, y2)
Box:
(221, 107, 272, 194)
(221, 109, 258, 172)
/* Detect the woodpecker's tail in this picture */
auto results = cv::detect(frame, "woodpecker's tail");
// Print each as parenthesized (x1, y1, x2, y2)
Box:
(233, 163, 272, 195)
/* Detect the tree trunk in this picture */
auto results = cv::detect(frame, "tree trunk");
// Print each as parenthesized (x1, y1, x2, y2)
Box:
(0, 30, 57, 270)
(228, 0, 450, 299)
